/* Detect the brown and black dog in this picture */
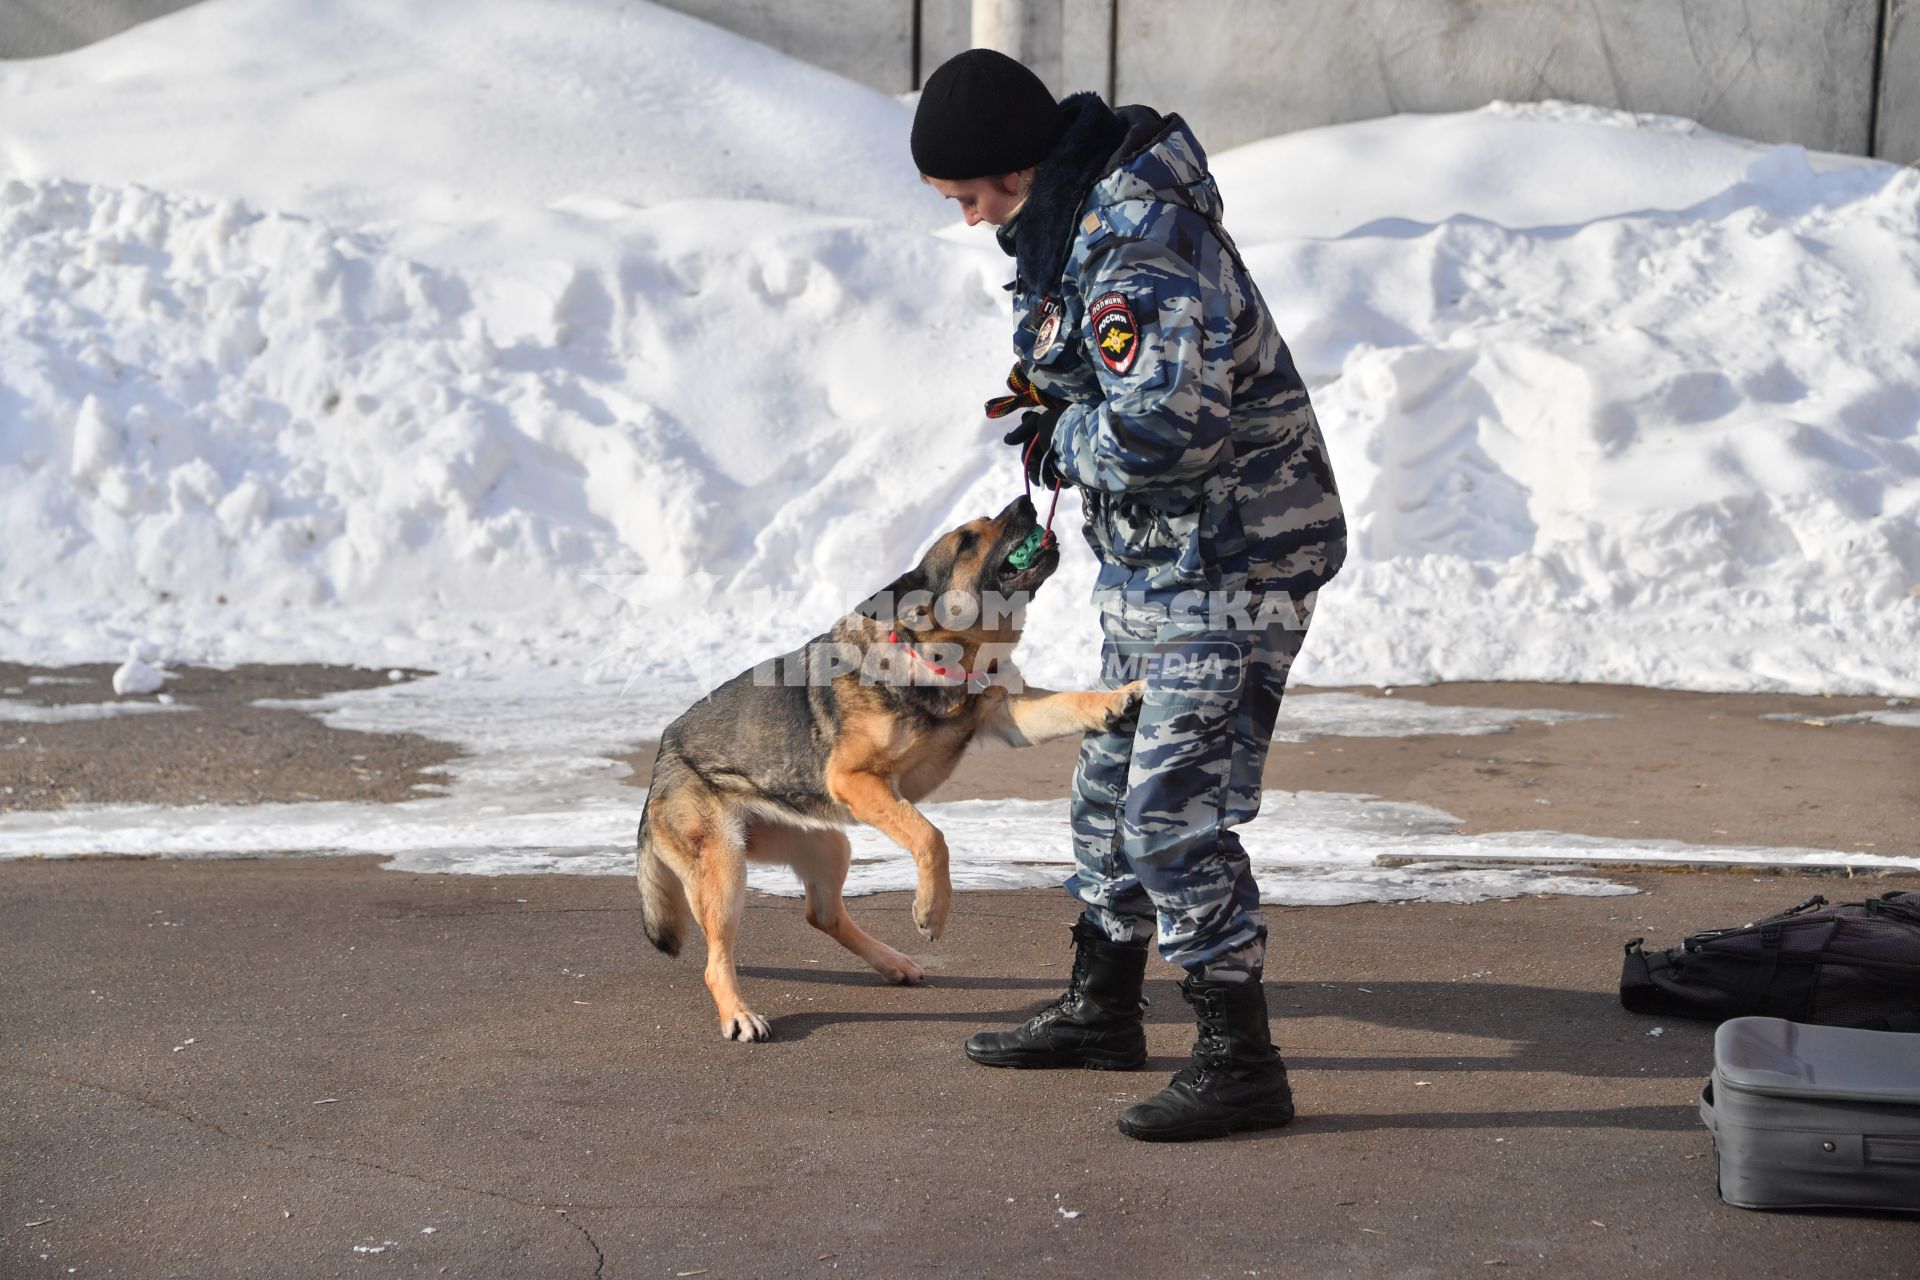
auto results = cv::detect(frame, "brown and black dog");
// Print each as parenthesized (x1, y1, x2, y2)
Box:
(637, 493, 1140, 1041)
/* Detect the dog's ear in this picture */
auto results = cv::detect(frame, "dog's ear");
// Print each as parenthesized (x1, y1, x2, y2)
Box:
(856, 568, 927, 626)
(894, 562, 940, 634)
(897, 591, 934, 634)
(916, 537, 959, 598)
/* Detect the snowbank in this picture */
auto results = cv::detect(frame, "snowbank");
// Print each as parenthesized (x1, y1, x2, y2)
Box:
(0, 0, 946, 231)
(1, 0, 1916, 698)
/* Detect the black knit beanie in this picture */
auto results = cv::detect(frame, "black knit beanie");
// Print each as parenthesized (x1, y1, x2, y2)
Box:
(911, 48, 1063, 180)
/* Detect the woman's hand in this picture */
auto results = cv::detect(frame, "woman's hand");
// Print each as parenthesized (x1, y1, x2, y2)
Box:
(1002, 406, 1065, 488)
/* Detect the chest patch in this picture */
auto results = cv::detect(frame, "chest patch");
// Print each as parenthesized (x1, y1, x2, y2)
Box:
(1032, 296, 1064, 359)
(1090, 291, 1140, 375)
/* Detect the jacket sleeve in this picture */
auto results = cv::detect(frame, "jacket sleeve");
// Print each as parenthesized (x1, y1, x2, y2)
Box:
(1049, 236, 1233, 493)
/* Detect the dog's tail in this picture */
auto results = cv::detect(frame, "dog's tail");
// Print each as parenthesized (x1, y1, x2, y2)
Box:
(636, 805, 689, 957)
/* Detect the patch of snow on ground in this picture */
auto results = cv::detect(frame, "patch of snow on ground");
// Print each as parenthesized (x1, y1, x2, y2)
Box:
(1271, 692, 1611, 741)
(1759, 707, 1920, 729)
(1, 676, 1908, 903)
(0, 699, 190, 723)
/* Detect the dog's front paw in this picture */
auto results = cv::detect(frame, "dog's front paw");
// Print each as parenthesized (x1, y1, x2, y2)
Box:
(719, 1009, 772, 1043)
(1102, 679, 1147, 729)
(913, 888, 950, 941)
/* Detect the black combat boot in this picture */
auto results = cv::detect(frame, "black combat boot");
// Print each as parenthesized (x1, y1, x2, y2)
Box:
(1116, 972, 1295, 1141)
(964, 920, 1148, 1070)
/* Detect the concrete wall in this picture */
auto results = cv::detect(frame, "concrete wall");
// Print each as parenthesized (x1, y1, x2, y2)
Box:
(921, 0, 1112, 98)
(0, 0, 200, 59)
(1111, 0, 1884, 157)
(3, 0, 1913, 163)
(1881, 0, 1919, 162)
(662, 0, 917, 93)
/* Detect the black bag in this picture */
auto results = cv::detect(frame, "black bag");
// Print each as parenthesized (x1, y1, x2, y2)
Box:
(1620, 891, 1920, 1030)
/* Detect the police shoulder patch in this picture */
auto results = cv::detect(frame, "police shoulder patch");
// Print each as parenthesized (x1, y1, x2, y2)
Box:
(1090, 291, 1140, 375)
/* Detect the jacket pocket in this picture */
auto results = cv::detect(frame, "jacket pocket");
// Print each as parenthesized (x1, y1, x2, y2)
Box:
(1096, 489, 1197, 569)
(1169, 489, 1255, 592)
(1087, 471, 1254, 594)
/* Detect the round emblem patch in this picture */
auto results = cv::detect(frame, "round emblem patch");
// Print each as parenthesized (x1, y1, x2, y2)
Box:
(1034, 306, 1063, 358)
(1090, 291, 1140, 374)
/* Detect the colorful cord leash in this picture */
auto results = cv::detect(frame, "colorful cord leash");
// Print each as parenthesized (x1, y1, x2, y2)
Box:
(983, 364, 1064, 569)
(885, 366, 1067, 686)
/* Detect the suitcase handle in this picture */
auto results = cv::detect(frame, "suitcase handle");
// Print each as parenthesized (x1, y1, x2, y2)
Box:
(1698, 1080, 1717, 1135)
(1866, 1136, 1920, 1167)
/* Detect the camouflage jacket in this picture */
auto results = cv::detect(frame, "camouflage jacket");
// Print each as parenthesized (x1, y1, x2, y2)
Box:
(1000, 96, 1347, 605)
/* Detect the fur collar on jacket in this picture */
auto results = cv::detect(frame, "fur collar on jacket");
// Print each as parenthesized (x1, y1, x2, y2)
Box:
(996, 91, 1132, 294)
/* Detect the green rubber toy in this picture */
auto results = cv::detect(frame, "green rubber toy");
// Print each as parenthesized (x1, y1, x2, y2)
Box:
(1006, 526, 1047, 570)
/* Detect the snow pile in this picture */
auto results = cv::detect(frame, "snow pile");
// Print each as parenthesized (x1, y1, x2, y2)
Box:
(110, 639, 166, 694)
(1, 0, 1916, 698)
(0, 175, 1013, 687)
(1256, 138, 1920, 692)
(0, 0, 943, 231)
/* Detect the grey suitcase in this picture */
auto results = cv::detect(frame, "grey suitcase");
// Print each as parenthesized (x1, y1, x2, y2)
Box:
(1700, 1016, 1920, 1212)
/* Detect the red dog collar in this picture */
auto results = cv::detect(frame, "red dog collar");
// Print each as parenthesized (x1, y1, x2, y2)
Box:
(887, 631, 987, 685)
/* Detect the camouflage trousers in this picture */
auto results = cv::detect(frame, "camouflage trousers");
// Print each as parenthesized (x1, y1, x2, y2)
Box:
(1064, 587, 1313, 976)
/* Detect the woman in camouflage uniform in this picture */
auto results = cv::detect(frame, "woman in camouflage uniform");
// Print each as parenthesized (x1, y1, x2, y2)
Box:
(912, 48, 1346, 1142)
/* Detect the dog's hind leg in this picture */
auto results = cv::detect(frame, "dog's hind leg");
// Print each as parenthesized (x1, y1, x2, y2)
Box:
(763, 824, 925, 986)
(675, 818, 770, 1043)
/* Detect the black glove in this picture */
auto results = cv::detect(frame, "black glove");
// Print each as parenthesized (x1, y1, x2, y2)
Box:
(1001, 403, 1065, 489)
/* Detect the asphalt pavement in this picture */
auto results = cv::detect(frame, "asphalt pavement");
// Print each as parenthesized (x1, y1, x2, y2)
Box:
(5, 859, 1917, 1278)
(4, 664, 1916, 1276)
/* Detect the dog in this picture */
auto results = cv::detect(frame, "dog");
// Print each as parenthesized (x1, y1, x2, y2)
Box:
(636, 493, 1142, 1041)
